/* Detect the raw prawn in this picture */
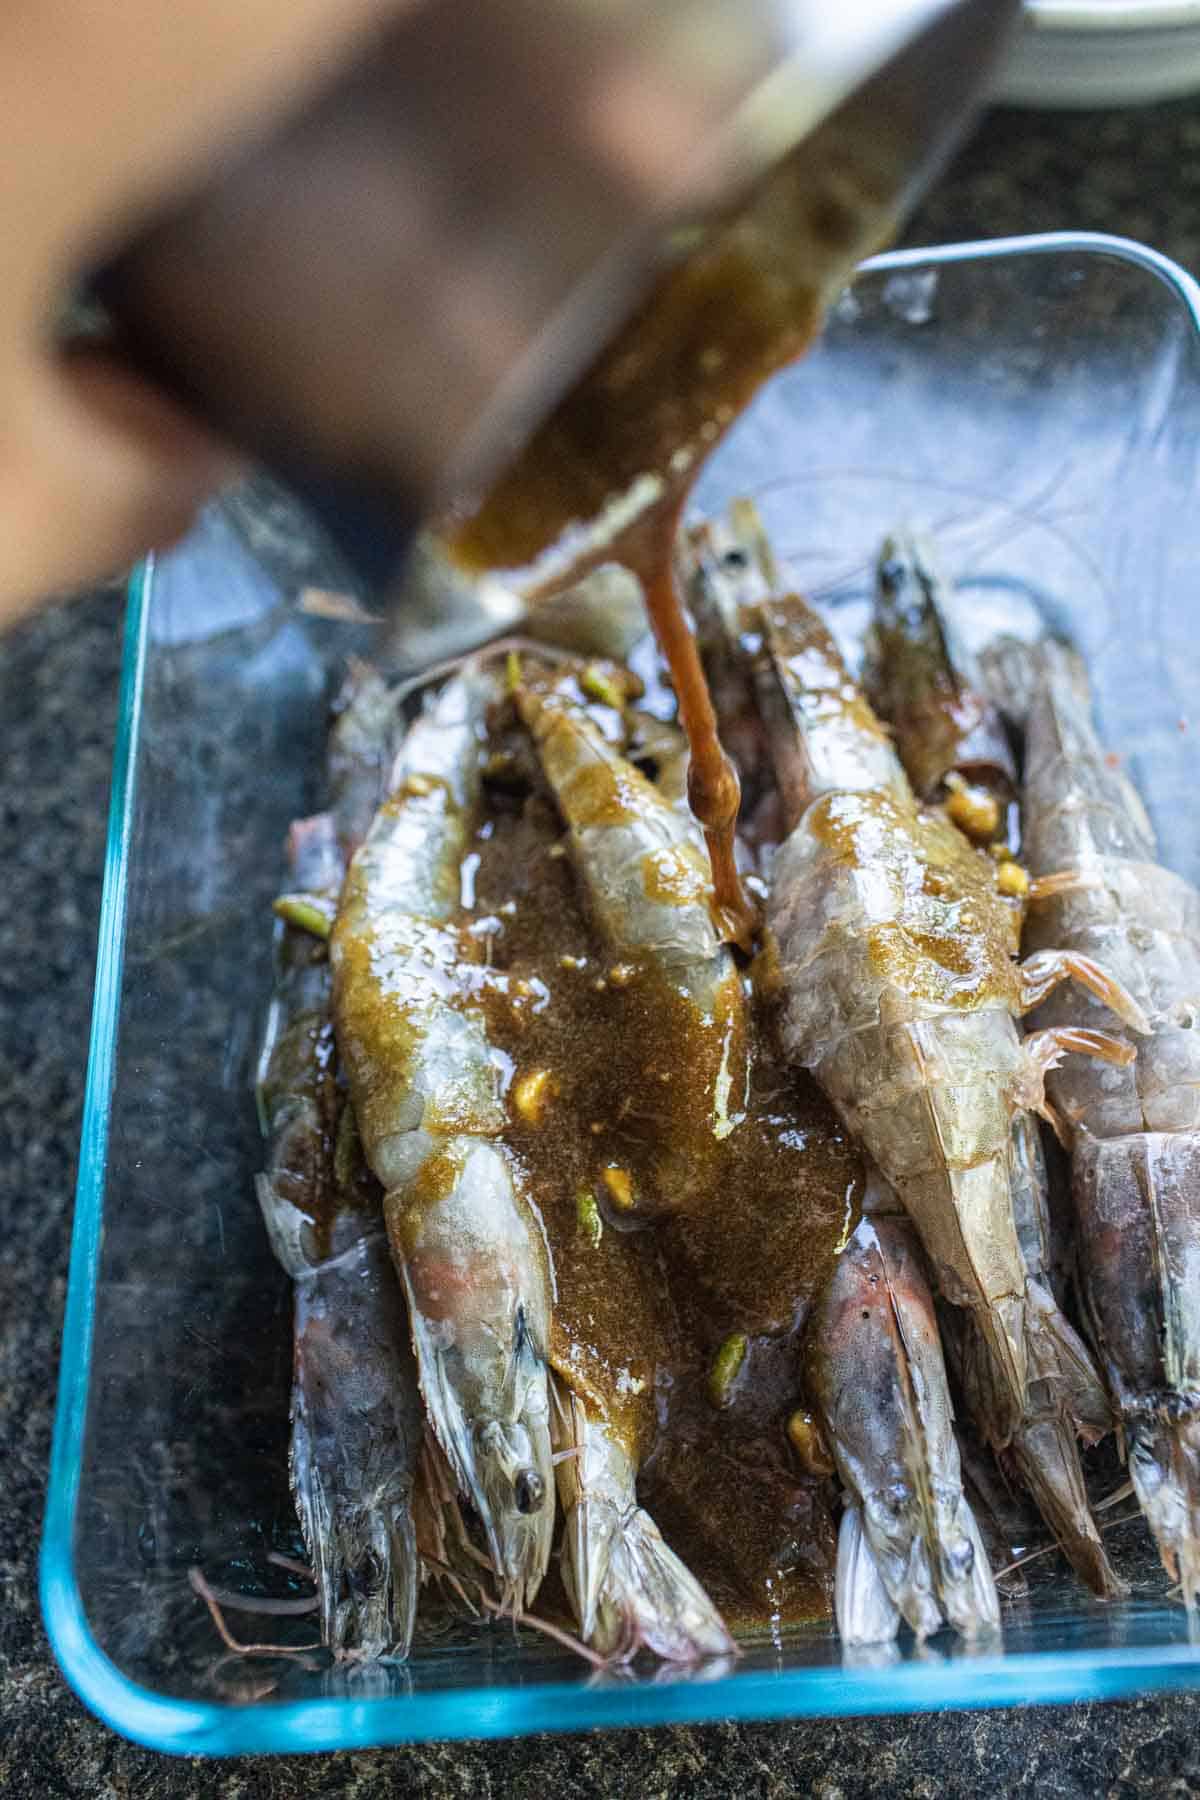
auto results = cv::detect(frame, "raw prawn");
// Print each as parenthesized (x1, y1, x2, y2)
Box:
(1020, 643, 1200, 1609)
(805, 1214, 1000, 1645)
(256, 804, 424, 1660)
(474, 687, 736, 1657)
(331, 669, 556, 1611)
(863, 530, 1122, 1595)
(864, 530, 1016, 845)
(515, 662, 748, 1212)
(742, 520, 1142, 1448)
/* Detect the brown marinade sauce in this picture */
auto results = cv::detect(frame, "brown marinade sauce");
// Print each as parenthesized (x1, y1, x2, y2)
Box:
(469, 699, 861, 1631)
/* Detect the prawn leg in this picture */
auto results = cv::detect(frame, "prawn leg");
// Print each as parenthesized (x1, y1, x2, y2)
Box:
(1017, 949, 1150, 1035)
(1019, 1027, 1137, 1139)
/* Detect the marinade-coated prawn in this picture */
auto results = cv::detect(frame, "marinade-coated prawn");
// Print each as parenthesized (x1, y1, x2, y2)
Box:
(863, 531, 1122, 1595)
(332, 670, 556, 1611)
(751, 535, 1141, 1444)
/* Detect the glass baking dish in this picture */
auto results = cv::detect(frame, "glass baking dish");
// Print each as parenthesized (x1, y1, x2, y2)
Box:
(43, 233, 1200, 1754)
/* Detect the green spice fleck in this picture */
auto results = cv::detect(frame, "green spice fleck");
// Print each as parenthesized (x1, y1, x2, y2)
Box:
(581, 663, 626, 712)
(576, 1187, 603, 1249)
(273, 893, 334, 939)
(707, 1332, 748, 1409)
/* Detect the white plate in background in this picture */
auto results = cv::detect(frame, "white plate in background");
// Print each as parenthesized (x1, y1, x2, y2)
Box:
(998, 1, 1200, 106)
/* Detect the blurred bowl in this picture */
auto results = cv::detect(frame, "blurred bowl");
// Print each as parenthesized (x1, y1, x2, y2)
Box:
(998, 1, 1200, 106)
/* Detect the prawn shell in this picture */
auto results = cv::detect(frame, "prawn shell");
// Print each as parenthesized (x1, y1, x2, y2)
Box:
(770, 790, 1022, 1069)
(770, 799, 1031, 1418)
(290, 1232, 423, 1661)
(1073, 1129, 1200, 1407)
(1073, 1128, 1200, 1601)
(1021, 669, 1158, 872)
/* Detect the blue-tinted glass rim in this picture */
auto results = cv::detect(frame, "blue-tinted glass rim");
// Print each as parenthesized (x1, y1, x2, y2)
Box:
(41, 232, 1200, 1755)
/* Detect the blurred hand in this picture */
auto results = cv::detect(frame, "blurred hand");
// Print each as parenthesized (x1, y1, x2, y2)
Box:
(0, 0, 407, 627)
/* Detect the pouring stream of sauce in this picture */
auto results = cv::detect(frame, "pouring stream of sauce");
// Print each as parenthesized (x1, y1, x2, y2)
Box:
(444, 103, 913, 938)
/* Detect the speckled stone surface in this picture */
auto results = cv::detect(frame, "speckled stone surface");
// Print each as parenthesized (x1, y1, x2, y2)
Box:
(5, 97, 1200, 1797)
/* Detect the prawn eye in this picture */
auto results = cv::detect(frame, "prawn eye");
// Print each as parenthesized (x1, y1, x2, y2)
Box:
(514, 1468, 546, 1514)
(942, 1534, 975, 1582)
(885, 1482, 911, 1518)
(346, 1547, 384, 1598)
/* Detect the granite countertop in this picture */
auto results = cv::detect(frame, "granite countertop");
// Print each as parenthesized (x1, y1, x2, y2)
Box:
(4, 98, 1200, 1799)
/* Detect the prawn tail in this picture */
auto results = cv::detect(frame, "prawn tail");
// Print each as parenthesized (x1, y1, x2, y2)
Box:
(851, 1487, 997, 1645)
(554, 1392, 733, 1663)
(1008, 1415, 1126, 1600)
(955, 1280, 1123, 1597)
(1016, 1281, 1125, 1597)
(592, 1505, 736, 1665)
(834, 1504, 902, 1647)
(1127, 1411, 1200, 1619)
(553, 1389, 621, 1642)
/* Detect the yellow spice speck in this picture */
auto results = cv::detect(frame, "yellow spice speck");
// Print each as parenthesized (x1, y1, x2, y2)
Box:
(512, 1066, 555, 1125)
(601, 1166, 635, 1212)
(996, 860, 1030, 899)
(945, 782, 1001, 843)
(786, 1409, 835, 1477)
